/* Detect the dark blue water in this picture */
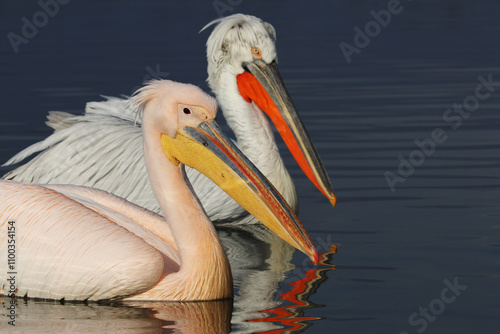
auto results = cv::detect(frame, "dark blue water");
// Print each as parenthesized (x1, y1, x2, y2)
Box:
(1, 0, 500, 333)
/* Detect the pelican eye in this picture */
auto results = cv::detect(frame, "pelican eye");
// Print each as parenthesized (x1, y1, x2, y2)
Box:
(251, 47, 262, 58)
(183, 108, 191, 114)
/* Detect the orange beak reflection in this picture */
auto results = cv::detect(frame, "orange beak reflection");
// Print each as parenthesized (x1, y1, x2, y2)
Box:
(237, 60, 336, 206)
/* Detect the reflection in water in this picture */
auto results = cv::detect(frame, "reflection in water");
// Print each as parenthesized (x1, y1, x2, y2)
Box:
(0, 223, 334, 333)
(125, 300, 233, 333)
(222, 221, 297, 333)
(248, 245, 337, 333)
(0, 298, 232, 333)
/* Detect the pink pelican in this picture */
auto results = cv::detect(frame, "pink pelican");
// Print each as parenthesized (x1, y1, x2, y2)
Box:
(0, 80, 317, 301)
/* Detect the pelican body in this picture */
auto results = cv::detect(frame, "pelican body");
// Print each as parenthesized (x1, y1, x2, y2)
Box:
(0, 80, 317, 301)
(2, 14, 335, 222)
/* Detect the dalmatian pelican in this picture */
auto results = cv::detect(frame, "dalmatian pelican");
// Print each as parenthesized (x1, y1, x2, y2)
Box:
(3, 14, 335, 222)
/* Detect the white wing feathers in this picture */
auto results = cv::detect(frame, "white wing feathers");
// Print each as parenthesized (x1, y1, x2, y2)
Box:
(3, 97, 160, 212)
(3, 96, 249, 222)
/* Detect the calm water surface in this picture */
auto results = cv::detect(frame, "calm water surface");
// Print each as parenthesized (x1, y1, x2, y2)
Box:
(1, 1, 499, 333)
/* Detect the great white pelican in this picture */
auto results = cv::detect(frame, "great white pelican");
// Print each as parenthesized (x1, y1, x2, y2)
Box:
(0, 80, 318, 301)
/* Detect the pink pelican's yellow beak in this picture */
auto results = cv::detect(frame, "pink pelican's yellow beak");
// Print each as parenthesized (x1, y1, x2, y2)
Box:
(237, 60, 336, 207)
(161, 120, 318, 263)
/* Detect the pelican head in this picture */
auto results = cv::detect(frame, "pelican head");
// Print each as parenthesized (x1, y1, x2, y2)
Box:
(202, 14, 336, 207)
(131, 80, 318, 263)
(203, 14, 277, 89)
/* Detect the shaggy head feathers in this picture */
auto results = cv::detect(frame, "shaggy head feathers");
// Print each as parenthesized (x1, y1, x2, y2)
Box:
(129, 80, 217, 119)
(201, 14, 278, 92)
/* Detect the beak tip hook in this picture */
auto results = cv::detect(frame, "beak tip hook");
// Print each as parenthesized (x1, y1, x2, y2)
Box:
(311, 249, 320, 264)
(329, 193, 337, 207)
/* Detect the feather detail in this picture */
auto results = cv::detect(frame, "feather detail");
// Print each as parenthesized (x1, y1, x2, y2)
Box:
(0, 180, 164, 300)
(3, 14, 298, 221)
